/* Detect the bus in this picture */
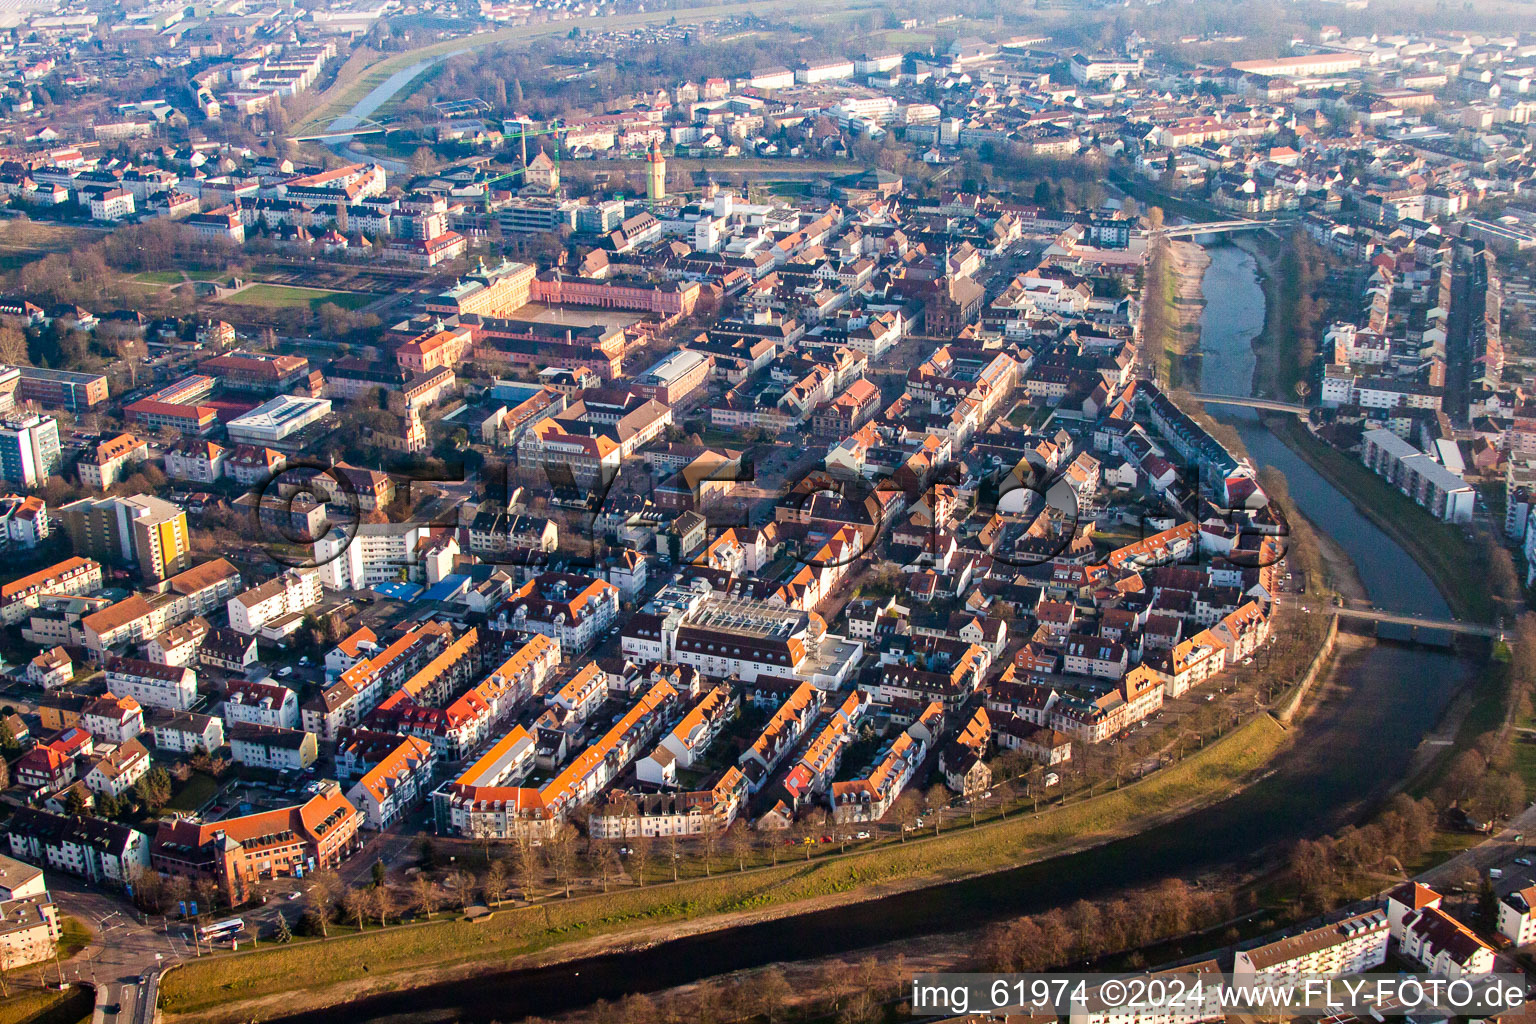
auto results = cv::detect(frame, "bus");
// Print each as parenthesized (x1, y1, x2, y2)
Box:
(197, 918, 244, 942)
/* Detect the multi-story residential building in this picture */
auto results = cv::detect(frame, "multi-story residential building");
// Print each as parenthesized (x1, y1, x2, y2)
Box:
(227, 568, 322, 636)
(224, 680, 301, 730)
(1397, 906, 1496, 977)
(0, 855, 62, 969)
(0, 413, 60, 486)
(105, 659, 198, 711)
(228, 723, 318, 771)
(588, 768, 747, 839)
(5, 808, 150, 888)
(636, 684, 737, 785)
(148, 710, 225, 755)
(437, 681, 678, 839)
(0, 493, 49, 550)
(344, 735, 437, 830)
(492, 573, 619, 653)
(1360, 429, 1476, 523)
(81, 693, 144, 745)
(164, 440, 227, 484)
(1233, 910, 1389, 981)
(58, 495, 191, 581)
(77, 433, 149, 490)
(82, 738, 151, 798)
(314, 523, 435, 590)
(0, 557, 101, 625)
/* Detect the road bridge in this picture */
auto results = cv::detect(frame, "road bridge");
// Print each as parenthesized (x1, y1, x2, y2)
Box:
(1332, 606, 1503, 640)
(1160, 219, 1291, 239)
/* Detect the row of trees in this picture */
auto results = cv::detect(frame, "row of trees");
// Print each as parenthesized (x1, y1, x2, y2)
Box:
(981, 877, 1241, 973)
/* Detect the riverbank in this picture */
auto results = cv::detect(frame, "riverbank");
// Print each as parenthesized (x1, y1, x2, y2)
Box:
(1263, 414, 1497, 624)
(293, 0, 886, 135)
(164, 714, 1291, 1023)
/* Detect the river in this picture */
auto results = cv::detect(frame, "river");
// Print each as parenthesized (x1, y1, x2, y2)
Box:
(1196, 245, 1448, 619)
(271, 245, 1472, 1024)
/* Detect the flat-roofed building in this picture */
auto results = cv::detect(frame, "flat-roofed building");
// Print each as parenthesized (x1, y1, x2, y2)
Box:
(226, 395, 332, 447)
(13, 366, 108, 411)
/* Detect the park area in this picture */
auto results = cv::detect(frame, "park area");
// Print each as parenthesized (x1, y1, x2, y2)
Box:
(220, 284, 374, 312)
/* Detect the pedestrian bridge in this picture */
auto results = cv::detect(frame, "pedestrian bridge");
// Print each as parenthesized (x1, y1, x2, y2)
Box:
(1184, 392, 1310, 415)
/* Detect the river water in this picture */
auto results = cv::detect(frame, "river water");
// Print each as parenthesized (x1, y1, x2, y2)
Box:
(273, 245, 1472, 1024)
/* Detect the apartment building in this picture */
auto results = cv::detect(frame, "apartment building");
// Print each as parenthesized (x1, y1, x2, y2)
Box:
(227, 568, 322, 636)
(1498, 885, 1536, 947)
(224, 680, 301, 730)
(588, 767, 747, 839)
(1233, 910, 1389, 981)
(0, 557, 102, 625)
(493, 573, 619, 653)
(0, 413, 61, 486)
(148, 710, 225, 756)
(1361, 429, 1476, 523)
(77, 433, 149, 489)
(58, 494, 191, 581)
(345, 735, 437, 830)
(5, 808, 150, 887)
(1397, 905, 1496, 977)
(636, 684, 737, 785)
(438, 680, 678, 839)
(229, 723, 318, 771)
(105, 658, 197, 711)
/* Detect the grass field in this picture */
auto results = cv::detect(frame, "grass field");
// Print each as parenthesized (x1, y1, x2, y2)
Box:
(0, 986, 93, 1024)
(222, 285, 373, 312)
(162, 714, 1287, 1020)
(167, 772, 219, 814)
(133, 270, 225, 285)
(56, 918, 90, 961)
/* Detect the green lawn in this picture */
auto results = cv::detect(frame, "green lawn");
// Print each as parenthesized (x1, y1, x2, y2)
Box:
(0, 986, 93, 1024)
(134, 270, 225, 285)
(223, 285, 372, 312)
(167, 772, 219, 813)
(161, 715, 1287, 1021)
(56, 917, 89, 961)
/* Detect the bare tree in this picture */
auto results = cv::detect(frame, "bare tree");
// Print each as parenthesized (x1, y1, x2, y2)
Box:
(699, 825, 720, 876)
(411, 875, 438, 920)
(447, 869, 473, 911)
(752, 967, 793, 1024)
(372, 884, 395, 927)
(483, 859, 508, 907)
(725, 824, 753, 871)
(628, 836, 652, 886)
(894, 791, 921, 841)
(308, 870, 340, 938)
(513, 835, 540, 902)
(548, 824, 577, 897)
(925, 784, 949, 835)
(666, 832, 681, 882)
(588, 842, 620, 892)
(342, 887, 369, 932)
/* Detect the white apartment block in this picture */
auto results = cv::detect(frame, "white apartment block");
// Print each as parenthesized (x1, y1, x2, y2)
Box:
(1233, 910, 1388, 982)
(227, 568, 321, 635)
(104, 659, 197, 711)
